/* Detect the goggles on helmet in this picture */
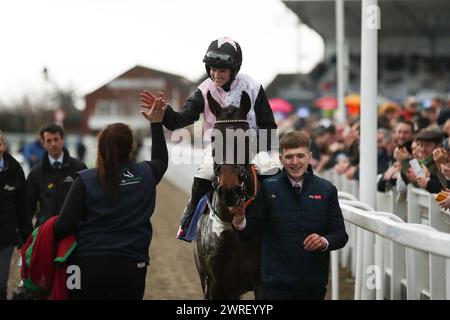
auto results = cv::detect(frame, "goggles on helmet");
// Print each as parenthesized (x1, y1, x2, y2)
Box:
(204, 51, 234, 65)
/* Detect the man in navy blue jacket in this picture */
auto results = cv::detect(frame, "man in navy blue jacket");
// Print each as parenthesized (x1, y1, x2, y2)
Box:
(233, 131, 348, 299)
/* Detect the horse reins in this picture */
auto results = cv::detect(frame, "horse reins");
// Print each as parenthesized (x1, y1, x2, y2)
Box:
(243, 165, 258, 209)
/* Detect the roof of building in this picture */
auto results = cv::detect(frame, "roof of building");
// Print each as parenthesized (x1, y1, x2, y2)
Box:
(85, 65, 194, 97)
(283, 0, 450, 42)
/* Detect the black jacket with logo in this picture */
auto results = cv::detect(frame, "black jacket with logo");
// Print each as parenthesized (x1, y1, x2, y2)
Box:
(53, 123, 168, 264)
(26, 148, 87, 226)
(0, 152, 33, 249)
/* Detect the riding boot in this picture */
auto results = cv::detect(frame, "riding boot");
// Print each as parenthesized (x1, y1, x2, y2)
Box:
(176, 177, 212, 242)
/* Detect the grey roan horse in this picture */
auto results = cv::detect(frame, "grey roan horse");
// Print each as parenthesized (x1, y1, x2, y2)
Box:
(193, 91, 262, 300)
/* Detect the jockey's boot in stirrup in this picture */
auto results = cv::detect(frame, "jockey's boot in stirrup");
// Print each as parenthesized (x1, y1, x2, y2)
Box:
(176, 177, 212, 242)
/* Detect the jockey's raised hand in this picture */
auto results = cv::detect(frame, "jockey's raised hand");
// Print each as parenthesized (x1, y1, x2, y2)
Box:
(140, 97, 168, 123)
(140, 90, 165, 111)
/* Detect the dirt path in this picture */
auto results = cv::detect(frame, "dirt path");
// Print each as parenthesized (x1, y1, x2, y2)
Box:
(7, 179, 353, 300)
(144, 179, 203, 299)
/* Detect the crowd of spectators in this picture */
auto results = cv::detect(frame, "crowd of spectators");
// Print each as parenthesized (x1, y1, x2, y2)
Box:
(276, 95, 450, 210)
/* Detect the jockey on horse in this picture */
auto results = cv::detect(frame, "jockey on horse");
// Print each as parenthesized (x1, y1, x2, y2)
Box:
(140, 37, 279, 242)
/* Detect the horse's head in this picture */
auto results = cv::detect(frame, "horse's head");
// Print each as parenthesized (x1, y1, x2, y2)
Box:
(208, 89, 251, 205)
(213, 164, 249, 209)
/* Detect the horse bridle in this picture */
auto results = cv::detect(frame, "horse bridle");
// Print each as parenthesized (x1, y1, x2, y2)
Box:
(211, 119, 258, 213)
(212, 164, 258, 209)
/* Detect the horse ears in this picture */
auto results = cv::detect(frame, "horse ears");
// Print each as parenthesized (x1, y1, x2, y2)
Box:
(207, 91, 222, 117)
(239, 91, 251, 118)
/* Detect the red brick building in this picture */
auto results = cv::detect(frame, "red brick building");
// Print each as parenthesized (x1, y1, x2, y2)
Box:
(82, 65, 194, 133)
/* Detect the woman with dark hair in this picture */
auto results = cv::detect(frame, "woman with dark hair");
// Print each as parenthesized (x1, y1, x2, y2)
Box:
(53, 97, 168, 300)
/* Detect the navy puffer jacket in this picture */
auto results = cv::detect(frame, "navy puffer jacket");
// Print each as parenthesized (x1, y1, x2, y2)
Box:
(238, 166, 348, 291)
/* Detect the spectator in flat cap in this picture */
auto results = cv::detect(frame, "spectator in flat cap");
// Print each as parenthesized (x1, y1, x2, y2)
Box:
(415, 129, 444, 144)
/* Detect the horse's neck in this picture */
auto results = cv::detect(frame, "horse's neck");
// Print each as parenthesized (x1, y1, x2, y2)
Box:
(204, 192, 233, 239)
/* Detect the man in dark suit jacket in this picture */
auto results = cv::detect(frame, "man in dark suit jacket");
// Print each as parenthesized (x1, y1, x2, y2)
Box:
(26, 123, 87, 227)
(233, 130, 348, 300)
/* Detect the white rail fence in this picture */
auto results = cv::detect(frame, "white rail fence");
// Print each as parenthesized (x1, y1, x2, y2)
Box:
(323, 170, 450, 300)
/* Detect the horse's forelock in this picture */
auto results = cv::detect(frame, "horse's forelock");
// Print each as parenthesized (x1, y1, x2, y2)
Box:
(217, 165, 241, 187)
(216, 105, 241, 121)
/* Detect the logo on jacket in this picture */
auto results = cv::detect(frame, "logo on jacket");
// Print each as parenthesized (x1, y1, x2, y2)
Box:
(309, 194, 322, 200)
(123, 169, 134, 178)
(47, 182, 54, 189)
(3, 184, 15, 191)
(120, 168, 142, 186)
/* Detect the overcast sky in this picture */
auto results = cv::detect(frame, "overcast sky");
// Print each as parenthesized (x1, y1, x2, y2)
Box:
(0, 0, 324, 106)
